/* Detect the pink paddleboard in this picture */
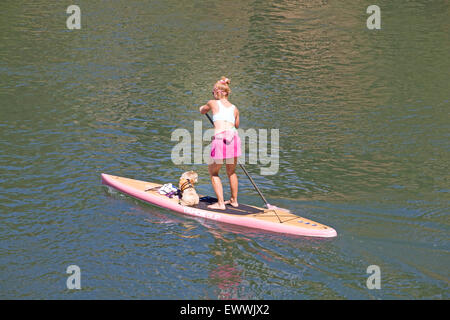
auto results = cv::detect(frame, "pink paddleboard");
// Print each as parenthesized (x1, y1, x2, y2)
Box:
(101, 173, 337, 238)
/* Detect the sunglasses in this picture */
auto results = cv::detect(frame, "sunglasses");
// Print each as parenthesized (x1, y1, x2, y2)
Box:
(212, 89, 226, 95)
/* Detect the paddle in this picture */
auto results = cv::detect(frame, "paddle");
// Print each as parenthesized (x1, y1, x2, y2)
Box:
(204, 113, 290, 219)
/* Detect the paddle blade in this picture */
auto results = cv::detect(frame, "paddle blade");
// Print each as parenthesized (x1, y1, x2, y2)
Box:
(266, 204, 291, 213)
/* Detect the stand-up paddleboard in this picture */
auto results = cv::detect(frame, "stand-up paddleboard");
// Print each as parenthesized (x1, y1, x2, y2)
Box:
(101, 173, 337, 238)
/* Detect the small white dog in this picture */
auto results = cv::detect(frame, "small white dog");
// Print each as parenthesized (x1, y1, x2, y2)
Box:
(179, 171, 199, 206)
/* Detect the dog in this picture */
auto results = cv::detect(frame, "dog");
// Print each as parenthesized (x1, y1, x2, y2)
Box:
(178, 171, 199, 206)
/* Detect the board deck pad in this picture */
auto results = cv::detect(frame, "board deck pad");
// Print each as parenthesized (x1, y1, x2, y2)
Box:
(197, 196, 264, 215)
(101, 173, 337, 238)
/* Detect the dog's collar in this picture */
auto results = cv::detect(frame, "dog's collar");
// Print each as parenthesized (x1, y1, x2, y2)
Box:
(180, 179, 194, 192)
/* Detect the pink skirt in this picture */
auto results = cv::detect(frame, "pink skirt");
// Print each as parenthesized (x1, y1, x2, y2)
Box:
(210, 130, 242, 160)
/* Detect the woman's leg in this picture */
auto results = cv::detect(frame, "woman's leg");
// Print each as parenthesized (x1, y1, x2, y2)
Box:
(225, 157, 238, 207)
(208, 162, 226, 210)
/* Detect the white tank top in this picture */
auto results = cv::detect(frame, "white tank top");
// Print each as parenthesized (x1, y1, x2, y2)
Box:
(212, 100, 235, 124)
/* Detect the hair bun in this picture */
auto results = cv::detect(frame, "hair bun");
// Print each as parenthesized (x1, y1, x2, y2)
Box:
(220, 76, 231, 85)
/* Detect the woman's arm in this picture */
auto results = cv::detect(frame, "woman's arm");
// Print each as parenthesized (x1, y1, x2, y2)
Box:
(234, 108, 240, 129)
(199, 100, 212, 114)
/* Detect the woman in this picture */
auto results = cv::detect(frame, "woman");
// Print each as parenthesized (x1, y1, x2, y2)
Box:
(199, 77, 241, 210)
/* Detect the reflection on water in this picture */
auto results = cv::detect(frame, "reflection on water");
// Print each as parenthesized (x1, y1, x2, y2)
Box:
(0, 0, 448, 299)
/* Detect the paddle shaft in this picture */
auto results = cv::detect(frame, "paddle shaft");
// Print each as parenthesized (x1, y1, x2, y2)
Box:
(205, 113, 271, 208)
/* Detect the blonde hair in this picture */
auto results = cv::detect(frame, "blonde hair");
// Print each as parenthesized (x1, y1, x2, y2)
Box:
(213, 76, 231, 98)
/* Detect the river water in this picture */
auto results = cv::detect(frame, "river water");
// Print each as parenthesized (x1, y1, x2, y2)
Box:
(0, 0, 448, 299)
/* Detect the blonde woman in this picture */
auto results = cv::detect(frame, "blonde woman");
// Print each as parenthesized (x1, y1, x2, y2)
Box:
(199, 77, 241, 210)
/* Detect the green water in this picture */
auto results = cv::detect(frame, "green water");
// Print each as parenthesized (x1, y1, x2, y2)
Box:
(0, 0, 448, 299)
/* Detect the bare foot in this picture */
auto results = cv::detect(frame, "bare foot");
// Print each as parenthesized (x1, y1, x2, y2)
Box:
(224, 200, 239, 208)
(207, 202, 226, 210)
